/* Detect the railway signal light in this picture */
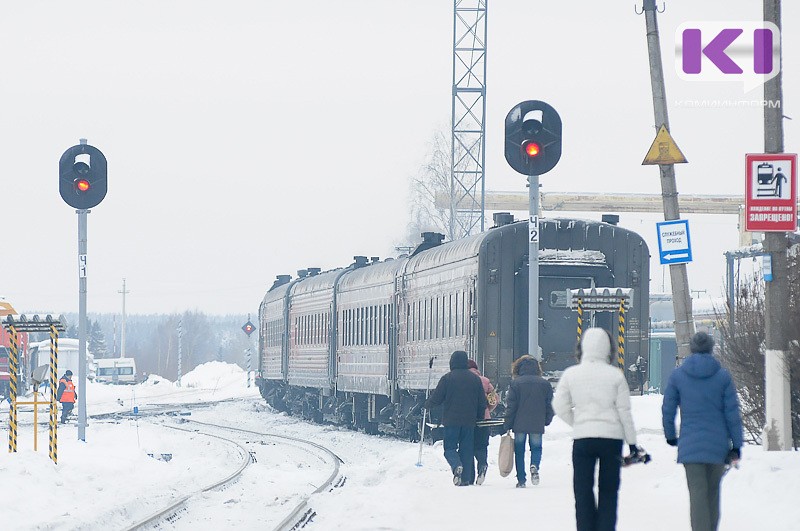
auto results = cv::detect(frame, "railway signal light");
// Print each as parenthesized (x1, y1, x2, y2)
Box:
(505, 100, 562, 176)
(242, 320, 256, 336)
(59, 144, 107, 209)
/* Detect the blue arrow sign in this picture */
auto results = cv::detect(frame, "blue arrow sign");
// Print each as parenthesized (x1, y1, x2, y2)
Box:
(656, 219, 693, 265)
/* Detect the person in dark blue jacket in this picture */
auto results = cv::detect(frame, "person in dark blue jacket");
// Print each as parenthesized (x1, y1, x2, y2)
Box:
(662, 331, 744, 531)
(503, 355, 554, 488)
(425, 350, 487, 486)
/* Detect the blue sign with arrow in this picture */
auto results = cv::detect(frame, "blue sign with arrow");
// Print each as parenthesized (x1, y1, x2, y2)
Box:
(656, 219, 693, 265)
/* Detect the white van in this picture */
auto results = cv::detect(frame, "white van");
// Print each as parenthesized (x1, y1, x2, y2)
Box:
(96, 358, 137, 384)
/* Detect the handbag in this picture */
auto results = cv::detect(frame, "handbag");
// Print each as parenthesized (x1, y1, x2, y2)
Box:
(498, 432, 514, 477)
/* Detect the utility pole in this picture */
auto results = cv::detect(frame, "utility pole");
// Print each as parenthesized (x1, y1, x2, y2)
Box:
(640, 0, 695, 361)
(762, 0, 791, 451)
(118, 278, 129, 358)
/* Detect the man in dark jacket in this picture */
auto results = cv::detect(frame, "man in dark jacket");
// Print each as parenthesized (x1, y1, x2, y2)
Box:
(425, 350, 487, 486)
(504, 355, 554, 488)
(662, 331, 743, 531)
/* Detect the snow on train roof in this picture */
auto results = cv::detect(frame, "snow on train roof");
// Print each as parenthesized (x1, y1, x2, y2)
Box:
(405, 230, 489, 274)
(337, 258, 407, 291)
(290, 268, 345, 296)
(540, 249, 606, 263)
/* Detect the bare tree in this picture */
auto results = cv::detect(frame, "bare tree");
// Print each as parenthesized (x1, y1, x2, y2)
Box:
(717, 245, 800, 446)
(401, 130, 453, 249)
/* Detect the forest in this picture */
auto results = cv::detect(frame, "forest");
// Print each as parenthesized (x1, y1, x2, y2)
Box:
(28, 312, 256, 381)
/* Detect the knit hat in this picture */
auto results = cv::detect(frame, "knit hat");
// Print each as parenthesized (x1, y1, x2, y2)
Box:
(689, 331, 715, 354)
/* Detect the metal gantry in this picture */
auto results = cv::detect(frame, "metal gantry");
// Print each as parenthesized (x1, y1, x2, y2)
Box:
(450, 0, 487, 239)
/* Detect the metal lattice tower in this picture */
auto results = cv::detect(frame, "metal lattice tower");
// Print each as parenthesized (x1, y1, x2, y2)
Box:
(450, 0, 487, 239)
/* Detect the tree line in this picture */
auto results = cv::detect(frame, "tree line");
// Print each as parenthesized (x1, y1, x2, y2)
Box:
(29, 312, 256, 381)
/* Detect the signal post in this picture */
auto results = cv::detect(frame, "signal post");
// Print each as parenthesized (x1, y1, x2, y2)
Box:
(58, 139, 108, 442)
(504, 101, 562, 360)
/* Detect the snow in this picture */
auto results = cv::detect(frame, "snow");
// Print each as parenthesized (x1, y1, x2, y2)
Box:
(2, 363, 799, 530)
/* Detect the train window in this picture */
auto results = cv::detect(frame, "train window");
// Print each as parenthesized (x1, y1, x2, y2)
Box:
(378, 305, 384, 345)
(433, 297, 438, 339)
(369, 306, 374, 346)
(416, 300, 421, 341)
(347, 310, 351, 346)
(372, 306, 377, 345)
(358, 307, 363, 346)
(385, 304, 389, 345)
(454, 292, 459, 336)
(441, 296, 446, 338)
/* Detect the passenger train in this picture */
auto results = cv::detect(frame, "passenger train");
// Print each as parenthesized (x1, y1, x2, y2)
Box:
(255, 214, 650, 438)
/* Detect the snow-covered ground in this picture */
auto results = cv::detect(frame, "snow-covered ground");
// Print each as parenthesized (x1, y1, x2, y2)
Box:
(1, 362, 799, 530)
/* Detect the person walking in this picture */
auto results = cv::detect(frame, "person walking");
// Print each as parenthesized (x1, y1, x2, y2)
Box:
(662, 331, 743, 531)
(56, 370, 78, 424)
(503, 355, 554, 488)
(425, 350, 488, 486)
(553, 328, 641, 531)
(467, 359, 498, 485)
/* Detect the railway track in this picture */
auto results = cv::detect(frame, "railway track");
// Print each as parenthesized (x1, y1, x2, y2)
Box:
(122, 417, 345, 531)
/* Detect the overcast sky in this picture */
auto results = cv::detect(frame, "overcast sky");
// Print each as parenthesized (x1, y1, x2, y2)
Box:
(1, 1, 797, 316)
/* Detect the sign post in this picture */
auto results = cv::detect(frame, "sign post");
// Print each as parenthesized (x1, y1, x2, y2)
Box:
(745, 153, 797, 233)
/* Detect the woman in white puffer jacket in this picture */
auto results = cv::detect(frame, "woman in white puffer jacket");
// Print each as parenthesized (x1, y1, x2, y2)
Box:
(553, 327, 639, 531)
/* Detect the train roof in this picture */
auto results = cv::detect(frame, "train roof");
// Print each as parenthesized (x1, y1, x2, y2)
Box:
(337, 258, 407, 291)
(290, 268, 345, 296)
(260, 216, 648, 303)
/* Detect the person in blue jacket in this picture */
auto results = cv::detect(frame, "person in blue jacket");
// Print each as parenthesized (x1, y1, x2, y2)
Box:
(662, 331, 744, 531)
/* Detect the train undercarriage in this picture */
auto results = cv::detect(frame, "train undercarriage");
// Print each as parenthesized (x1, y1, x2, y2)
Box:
(256, 377, 439, 441)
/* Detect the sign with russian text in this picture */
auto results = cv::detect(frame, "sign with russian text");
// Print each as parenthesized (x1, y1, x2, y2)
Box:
(745, 153, 797, 232)
(656, 219, 693, 265)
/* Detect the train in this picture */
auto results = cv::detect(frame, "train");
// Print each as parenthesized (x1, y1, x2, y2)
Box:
(255, 214, 650, 438)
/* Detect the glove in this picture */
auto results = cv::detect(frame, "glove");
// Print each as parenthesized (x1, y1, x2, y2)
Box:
(666, 438, 678, 447)
(725, 448, 741, 464)
(629, 444, 640, 457)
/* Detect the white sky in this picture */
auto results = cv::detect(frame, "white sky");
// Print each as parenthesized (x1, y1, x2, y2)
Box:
(3, 363, 799, 529)
(1, 1, 797, 315)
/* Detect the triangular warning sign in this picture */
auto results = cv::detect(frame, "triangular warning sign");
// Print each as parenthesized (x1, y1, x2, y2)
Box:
(0, 300, 16, 316)
(642, 125, 688, 165)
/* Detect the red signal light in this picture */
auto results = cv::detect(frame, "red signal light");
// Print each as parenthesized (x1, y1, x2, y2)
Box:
(523, 141, 541, 158)
(75, 179, 91, 192)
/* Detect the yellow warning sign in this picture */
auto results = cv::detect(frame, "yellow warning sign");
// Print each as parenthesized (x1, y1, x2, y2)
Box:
(642, 125, 688, 165)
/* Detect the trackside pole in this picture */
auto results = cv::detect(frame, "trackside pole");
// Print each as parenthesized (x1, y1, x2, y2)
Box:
(416, 356, 435, 467)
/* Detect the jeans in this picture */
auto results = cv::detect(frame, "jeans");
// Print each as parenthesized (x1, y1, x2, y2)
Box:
(442, 425, 475, 484)
(572, 438, 623, 531)
(514, 432, 543, 484)
(473, 425, 490, 477)
(684, 464, 727, 531)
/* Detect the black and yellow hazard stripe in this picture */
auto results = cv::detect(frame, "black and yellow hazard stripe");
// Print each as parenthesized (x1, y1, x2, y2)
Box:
(617, 299, 626, 370)
(8, 327, 18, 453)
(49, 325, 58, 464)
(576, 298, 584, 348)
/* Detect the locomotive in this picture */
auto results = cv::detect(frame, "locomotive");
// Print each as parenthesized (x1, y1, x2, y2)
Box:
(255, 215, 649, 438)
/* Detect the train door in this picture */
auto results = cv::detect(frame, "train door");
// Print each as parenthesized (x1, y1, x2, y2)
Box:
(514, 265, 607, 372)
